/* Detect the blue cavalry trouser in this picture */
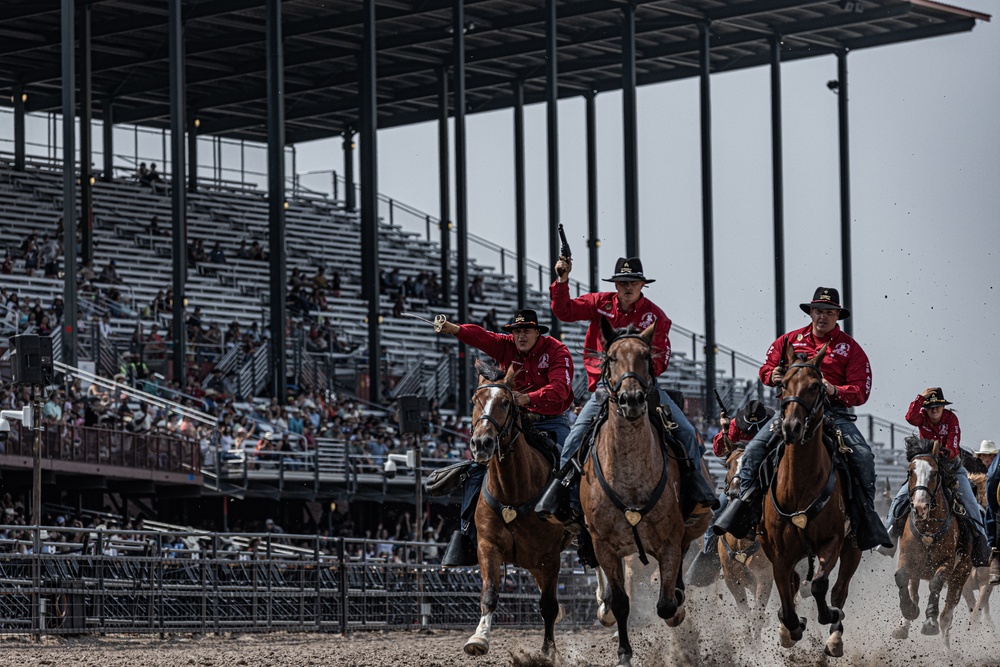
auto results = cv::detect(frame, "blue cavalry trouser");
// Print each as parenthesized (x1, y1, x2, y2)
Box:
(739, 412, 878, 511)
(984, 456, 1000, 547)
(460, 412, 570, 534)
(885, 466, 987, 539)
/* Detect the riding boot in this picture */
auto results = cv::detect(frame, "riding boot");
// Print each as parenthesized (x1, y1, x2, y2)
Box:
(440, 529, 478, 568)
(989, 549, 1000, 585)
(876, 518, 903, 557)
(971, 531, 991, 568)
(855, 502, 894, 551)
(536, 463, 577, 524)
(686, 537, 721, 588)
(712, 495, 759, 539)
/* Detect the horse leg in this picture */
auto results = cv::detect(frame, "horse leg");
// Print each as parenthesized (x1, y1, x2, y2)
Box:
(595, 565, 616, 627)
(939, 566, 969, 648)
(464, 549, 500, 656)
(962, 570, 978, 615)
(602, 555, 634, 667)
(774, 558, 807, 648)
(535, 562, 561, 658)
(722, 562, 751, 614)
(921, 568, 947, 636)
(752, 564, 774, 639)
(895, 566, 919, 621)
(662, 561, 686, 627)
(825, 543, 860, 658)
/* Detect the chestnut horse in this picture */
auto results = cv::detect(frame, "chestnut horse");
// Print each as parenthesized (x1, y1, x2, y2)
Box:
(718, 446, 773, 636)
(760, 343, 861, 657)
(963, 472, 993, 625)
(464, 361, 572, 657)
(891, 439, 973, 644)
(582, 321, 710, 667)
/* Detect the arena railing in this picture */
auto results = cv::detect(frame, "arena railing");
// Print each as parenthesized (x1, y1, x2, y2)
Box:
(0, 526, 598, 636)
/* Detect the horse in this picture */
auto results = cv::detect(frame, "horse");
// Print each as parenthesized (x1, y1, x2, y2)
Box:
(581, 321, 710, 667)
(463, 360, 573, 658)
(962, 472, 993, 626)
(718, 445, 773, 637)
(759, 343, 861, 657)
(890, 437, 973, 643)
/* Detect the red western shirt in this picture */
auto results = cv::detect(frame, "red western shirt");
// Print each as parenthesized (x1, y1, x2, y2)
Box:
(455, 324, 574, 415)
(905, 395, 961, 459)
(550, 280, 671, 392)
(712, 420, 756, 458)
(759, 323, 872, 408)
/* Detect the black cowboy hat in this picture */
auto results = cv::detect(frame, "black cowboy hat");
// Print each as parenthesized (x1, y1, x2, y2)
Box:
(602, 257, 655, 284)
(799, 286, 850, 319)
(502, 308, 549, 335)
(735, 400, 775, 434)
(923, 388, 953, 408)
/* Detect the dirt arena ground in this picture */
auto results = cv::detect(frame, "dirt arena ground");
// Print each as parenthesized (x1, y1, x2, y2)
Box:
(1, 554, 997, 667)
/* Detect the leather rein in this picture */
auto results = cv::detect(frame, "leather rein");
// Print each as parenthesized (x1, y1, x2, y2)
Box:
(779, 361, 828, 445)
(906, 454, 953, 545)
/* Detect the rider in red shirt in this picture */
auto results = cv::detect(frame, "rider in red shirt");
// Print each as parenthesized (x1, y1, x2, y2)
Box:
(714, 287, 892, 551)
(435, 308, 575, 567)
(880, 388, 989, 564)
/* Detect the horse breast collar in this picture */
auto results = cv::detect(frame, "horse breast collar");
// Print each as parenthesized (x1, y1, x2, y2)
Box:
(481, 482, 547, 526)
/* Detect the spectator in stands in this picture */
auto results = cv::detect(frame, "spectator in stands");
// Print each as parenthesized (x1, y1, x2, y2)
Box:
(137, 162, 150, 184)
(209, 241, 226, 265)
(41, 235, 60, 278)
(22, 240, 39, 276)
(78, 260, 97, 282)
(392, 293, 406, 319)
(149, 215, 169, 237)
(147, 163, 164, 194)
(188, 238, 207, 266)
(413, 272, 428, 300)
(402, 275, 416, 298)
(248, 241, 266, 261)
(146, 323, 166, 360)
(482, 307, 500, 332)
(38, 315, 53, 337)
(426, 273, 441, 306)
(469, 275, 485, 303)
(236, 239, 251, 259)
(312, 267, 328, 292)
(43, 391, 63, 423)
(50, 296, 63, 324)
(308, 288, 328, 313)
(330, 271, 342, 297)
(1, 254, 12, 275)
(107, 288, 133, 317)
(290, 267, 305, 289)
(99, 260, 122, 284)
(98, 314, 112, 340)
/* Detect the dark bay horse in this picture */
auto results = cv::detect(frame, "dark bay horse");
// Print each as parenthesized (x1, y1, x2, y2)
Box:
(464, 361, 572, 657)
(581, 321, 710, 667)
(760, 343, 861, 657)
(718, 446, 773, 636)
(963, 472, 994, 625)
(892, 439, 972, 644)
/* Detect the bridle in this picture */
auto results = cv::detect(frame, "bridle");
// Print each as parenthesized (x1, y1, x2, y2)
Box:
(472, 382, 522, 462)
(600, 334, 654, 414)
(779, 362, 827, 444)
(907, 454, 943, 512)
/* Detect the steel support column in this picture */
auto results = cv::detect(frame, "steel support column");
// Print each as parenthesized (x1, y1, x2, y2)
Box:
(699, 22, 717, 421)
(79, 2, 93, 266)
(61, 0, 77, 368)
(545, 0, 561, 339)
(168, 0, 187, 385)
(343, 128, 355, 211)
(438, 69, 451, 308)
(454, 0, 470, 413)
(101, 99, 114, 182)
(513, 79, 527, 309)
(586, 90, 599, 293)
(188, 115, 198, 192)
(622, 2, 639, 258)
(361, 0, 381, 404)
(13, 84, 25, 171)
(266, 0, 288, 402)
(837, 50, 853, 336)
(770, 35, 786, 338)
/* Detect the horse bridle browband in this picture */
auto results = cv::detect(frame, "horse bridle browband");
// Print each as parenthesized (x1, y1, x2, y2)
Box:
(601, 334, 654, 410)
(779, 362, 827, 443)
(473, 382, 521, 461)
(906, 454, 953, 544)
(907, 454, 943, 512)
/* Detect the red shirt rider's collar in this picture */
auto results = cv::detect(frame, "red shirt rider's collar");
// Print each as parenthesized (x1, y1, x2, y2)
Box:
(808, 323, 840, 342)
(614, 292, 645, 315)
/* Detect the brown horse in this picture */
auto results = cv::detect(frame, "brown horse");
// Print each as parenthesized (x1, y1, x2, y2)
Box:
(581, 321, 710, 667)
(963, 472, 994, 625)
(464, 361, 572, 657)
(760, 343, 861, 657)
(892, 439, 973, 644)
(718, 446, 773, 636)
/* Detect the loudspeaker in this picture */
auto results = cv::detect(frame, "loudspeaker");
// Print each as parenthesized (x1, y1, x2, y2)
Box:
(398, 395, 429, 435)
(8, 334, 54, 387)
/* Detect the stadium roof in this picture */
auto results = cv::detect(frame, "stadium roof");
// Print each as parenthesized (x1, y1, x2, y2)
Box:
(0, 0, 989, 144)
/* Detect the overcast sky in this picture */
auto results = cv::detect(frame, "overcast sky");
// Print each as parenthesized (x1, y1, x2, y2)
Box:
(297, 2, 1000, 447)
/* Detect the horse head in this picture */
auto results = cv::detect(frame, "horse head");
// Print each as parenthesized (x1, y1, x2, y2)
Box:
(908, 439, 942, 521)
(724, 448, 747, 500)
(469, 359, 520, 465)
(779, 342, 828, 445)
(599, 318, 656, 421)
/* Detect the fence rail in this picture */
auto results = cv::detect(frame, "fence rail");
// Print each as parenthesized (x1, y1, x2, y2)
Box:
(0, 528, 597, 636)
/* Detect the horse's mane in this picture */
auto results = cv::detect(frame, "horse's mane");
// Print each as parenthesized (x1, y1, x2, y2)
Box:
(969, 471, 988, 506)
(904, 436, 936, 462)
(475, 358, 505, 383)
(585, 324, 665, 365)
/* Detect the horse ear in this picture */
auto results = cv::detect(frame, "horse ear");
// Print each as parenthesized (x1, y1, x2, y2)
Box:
(814, 342, 829, 366)
(600, 316, 616, 346)
(503, 363, 518, 386)
(474, 358, 487, 379)
(931, 439, 941, 458)
(784, 340, 797, 367)
(640, 323, 656, 345)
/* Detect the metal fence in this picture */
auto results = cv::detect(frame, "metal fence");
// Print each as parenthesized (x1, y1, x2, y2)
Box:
(0, 527, 598, 636)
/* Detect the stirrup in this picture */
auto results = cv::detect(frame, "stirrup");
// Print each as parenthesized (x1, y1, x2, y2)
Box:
(534, 476, 566, 524)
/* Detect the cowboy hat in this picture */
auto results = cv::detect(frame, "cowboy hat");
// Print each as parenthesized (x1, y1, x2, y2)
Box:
(602, 257, 655, 284)
(735, 400, 775, 434)
(923, 388, 953, 408)
(799, 286, 850, 319)
(501, 308, 549, 335)
(974, 439, 998, 456)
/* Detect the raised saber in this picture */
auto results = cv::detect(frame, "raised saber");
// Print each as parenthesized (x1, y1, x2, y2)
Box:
(401, 312, 437, 326)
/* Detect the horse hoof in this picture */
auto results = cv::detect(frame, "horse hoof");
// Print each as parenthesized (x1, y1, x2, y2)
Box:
(891, 622, 909, 640)
(464, 635, 490, 656)
(921, 619, 939, 636)
(825, 631, 844, 658)
(666, 606, 686, 628)
(617, 655, 633, 667)
(778, 625, 797, 649)
(792, 617, 807, 641)
(901, 601, 919, 621)
(598, 603, 616, 628)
